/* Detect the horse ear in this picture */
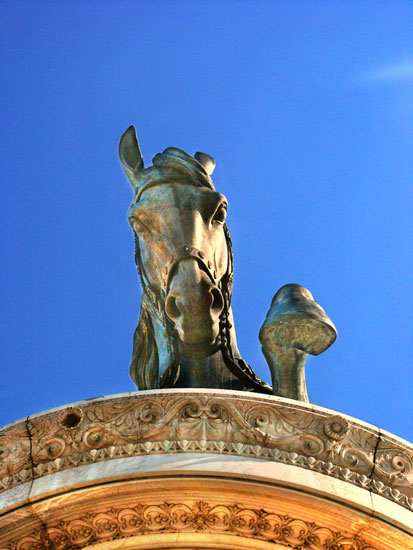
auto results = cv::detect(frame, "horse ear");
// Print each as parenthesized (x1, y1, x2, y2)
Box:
(194, 152, 216, 176)
(119, 126, 144, 190)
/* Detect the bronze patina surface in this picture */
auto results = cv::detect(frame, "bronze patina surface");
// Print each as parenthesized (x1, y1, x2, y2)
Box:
(119, 127, 336, 401)
(260, 284, 337, 401)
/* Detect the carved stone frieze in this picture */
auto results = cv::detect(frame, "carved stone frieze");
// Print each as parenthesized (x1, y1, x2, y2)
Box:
(2, 500, 379, 550)
(0, 391, 412, 511)
(0, 422, 32, 488)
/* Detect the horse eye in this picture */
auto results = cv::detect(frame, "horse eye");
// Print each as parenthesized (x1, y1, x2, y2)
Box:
(212, 204, 227, 225)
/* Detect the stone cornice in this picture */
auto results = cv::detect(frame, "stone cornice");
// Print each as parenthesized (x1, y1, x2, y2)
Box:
(0, 390, 412, 512)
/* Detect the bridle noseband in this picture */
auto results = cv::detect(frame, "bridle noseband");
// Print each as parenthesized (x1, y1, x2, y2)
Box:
(165, 245, 220, 297)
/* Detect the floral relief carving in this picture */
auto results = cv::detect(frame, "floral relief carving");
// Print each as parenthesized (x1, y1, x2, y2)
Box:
(0, 392, 412, 511)
(3, 501, 378, 550)
(323, 415, 349, 440)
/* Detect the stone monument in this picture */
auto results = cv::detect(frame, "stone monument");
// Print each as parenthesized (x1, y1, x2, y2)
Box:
(0, 128, 411, 549)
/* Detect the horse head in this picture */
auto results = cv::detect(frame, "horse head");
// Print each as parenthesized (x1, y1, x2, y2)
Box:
(119, 126, 271, 393)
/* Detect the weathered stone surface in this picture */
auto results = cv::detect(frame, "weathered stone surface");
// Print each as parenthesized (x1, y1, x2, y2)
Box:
(1, 477, 412, 549)
(0, 390, 411, 513)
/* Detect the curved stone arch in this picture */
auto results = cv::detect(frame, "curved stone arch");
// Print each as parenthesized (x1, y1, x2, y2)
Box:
(1, 477, 406, 550)
(1, 391, 412, 548)
(88, 533, 288, 549)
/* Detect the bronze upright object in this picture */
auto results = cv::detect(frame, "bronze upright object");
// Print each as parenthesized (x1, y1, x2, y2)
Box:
(260, 284, 336, 402)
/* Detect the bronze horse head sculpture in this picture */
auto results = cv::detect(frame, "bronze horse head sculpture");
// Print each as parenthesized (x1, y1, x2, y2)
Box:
(119, 126, 272, 394)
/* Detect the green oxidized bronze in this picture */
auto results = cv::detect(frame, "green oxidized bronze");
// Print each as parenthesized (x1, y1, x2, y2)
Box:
(119, 127, 336, 402)
(259, 284, 336, 402)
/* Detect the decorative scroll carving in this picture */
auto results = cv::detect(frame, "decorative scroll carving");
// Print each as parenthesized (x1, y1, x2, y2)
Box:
(0, 423, 31, 488)
(3, 500, 378, 550)
(0, 392, 412, 511)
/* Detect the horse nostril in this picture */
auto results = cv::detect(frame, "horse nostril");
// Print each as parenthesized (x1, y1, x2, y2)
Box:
(165, 295, 181, 321)
(210, 287, 224, 314)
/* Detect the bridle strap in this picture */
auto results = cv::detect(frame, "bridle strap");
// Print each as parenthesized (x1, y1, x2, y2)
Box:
(135, 178, 211, 203)
(165, 247, 217, 297)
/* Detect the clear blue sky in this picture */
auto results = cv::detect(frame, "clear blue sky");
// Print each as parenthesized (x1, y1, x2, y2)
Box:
(1, 2, 412, 441)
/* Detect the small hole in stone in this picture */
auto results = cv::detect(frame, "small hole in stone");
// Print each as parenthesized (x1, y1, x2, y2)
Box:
(61, 411, 81, 428)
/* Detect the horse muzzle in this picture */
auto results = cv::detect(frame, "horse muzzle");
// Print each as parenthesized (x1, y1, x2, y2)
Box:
(165, 257, 224, 351)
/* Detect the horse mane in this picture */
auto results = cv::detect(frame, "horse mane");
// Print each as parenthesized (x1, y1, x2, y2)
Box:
(133, 147, 215, 199)
(130, 298, 159, 390)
